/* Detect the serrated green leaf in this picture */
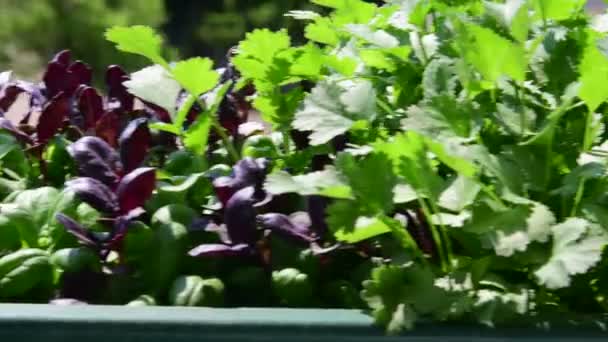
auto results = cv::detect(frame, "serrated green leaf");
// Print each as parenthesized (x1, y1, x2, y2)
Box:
(533, 0, 586, 22)
(334, 215, 391, 243)
(535, 218, 608, 289)
(579, 31, 608, 112)
(171, 57, 219, 96)
(123, 65, 181, 117)
(336, 152, 396, 214)
(264, 166, 353, 199)
(293, 79, 376, 145)
(457, 22, 527, 85)
(105, 25, 166, 66)
(439, 175, 481, 212)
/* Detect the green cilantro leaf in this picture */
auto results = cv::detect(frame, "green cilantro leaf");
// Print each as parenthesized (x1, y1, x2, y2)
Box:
(579, 31, 608, 112)
(264, 166, 353, 199)
(535, 218, 608, 289)
(456, 22, 526, 85)
(105, 25, 167, 67)
(123, 65, 181, 117)
(171, 57, 219, 96)
(293, 78, 377, 145)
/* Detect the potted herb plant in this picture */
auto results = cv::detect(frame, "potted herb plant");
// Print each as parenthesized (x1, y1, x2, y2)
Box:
(1, 0, 608, 340)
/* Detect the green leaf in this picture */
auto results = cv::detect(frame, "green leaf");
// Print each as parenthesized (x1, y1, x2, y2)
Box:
(0, 187, 82, 250)
(171, 57, 219, 96)
(362, 263, 446, 334)
(335, 152, 396, 214)
(533, 0, 586, 22)
(374, 132, 444, 200)
(0, 133, 17, 160)
(293, 78, 376, 145)
(535, 218, 608, 289)
(238, 29, 291, 64)
(457, 22, 527, 85)
(579, 32, 608, 112)
(123, 65, 182, 117)
(484, 0, 530, 42)
(0, 249, 53, 299)
(421, 57, 458, 100)
(438, 175, 481, 212)
(305, 17, 340, 46)
(105, 25, 166, 66)
(264, 166, 353, 199)
(183, 114, 212, 155)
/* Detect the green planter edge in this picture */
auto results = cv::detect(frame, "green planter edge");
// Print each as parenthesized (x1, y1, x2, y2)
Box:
(0, 304, 605, 341)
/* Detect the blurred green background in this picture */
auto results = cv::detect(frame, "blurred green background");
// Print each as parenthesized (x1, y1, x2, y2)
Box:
(0, 0, 605, 82)
(0, 0, 315, 81)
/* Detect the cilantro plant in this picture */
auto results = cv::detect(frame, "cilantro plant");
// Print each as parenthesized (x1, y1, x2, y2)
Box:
(1, 0, 608, 336)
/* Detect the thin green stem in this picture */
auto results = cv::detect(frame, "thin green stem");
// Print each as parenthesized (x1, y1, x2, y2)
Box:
(416, 197, 448, 272)
(427, 199, 453, 271)
(583, 109, 596, 152)
(570, 179, 587, 217)
(211, 119, 240, 163)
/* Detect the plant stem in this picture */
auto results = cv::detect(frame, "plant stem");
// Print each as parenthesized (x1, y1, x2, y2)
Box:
(416, 197, 448, 272)
(570, 178, 586, 217)
(583, 109, 595, 152)
(211, 119, 240, 163)
(428, 198, 454, 271)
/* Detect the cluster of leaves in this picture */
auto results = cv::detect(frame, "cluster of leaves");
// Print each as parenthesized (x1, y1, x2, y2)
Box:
(2, 0, 608, 336)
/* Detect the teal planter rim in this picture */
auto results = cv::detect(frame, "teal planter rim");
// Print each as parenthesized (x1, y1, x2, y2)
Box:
(0, 304, 606, 341)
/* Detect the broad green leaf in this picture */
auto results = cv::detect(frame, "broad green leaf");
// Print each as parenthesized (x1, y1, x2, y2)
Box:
(362, 263, 447, 334)
(579, 32, 608, 112)
(345, 24, 399, 48)
(237, 29, 291, 64)
(305, 17, 340, 45)
(401, 95, 477, 139)
(290, 44, 324, 77)
(123, 65, 182, 117)
(171, 57, 219, 96)
(421, 57, 458, 100)
(0, 133, 17, 160)
(0, 249, 53, 299)
(457, 22, 526, 85)
(374, 132, 444, 200)
(533, 0, 586, 22)
(264, 166, 353, 199)
(105, 25, 166, 66)
(535, 218, 608, 289)
(439, 175, 481, 212)
(473, 289, 530, 328)
(425, 138, 479, 178)
(335, 153, 396, 214)
(334, 216, 391, 243)
(484, 0, 530, 42)
(293, 79, 376, 145)
(0, 187, 82, 250)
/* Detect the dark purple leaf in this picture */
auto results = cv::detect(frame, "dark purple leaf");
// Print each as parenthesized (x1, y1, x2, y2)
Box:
(56, 213, 99, 248)
(212, 176, 237, 207)
(53, 50, 72, 66)
(43, 61, 79, 98)
(77, 87, 104, 129)
(257, 213, 316, 243)
(188, 243, 252, 257)
(116, 167, 156, 213)
(143, 101, 172, 123)
(118, 118, 150, 173)
(106, 208, 145, 249)
(231, 157, 269, 189)
(224, 186, 257, 245)
(68, 61, 92, 85)
(307, 196, 329, 238)
(0, 117, 34, 144)
(106, 65, 133, 112)
(95, 110, 121, 147)
(66, 178, 120, 214)
(68, 136, 120, 186)
(37, 92, 70, 143)
(0, 84, 24, 112)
